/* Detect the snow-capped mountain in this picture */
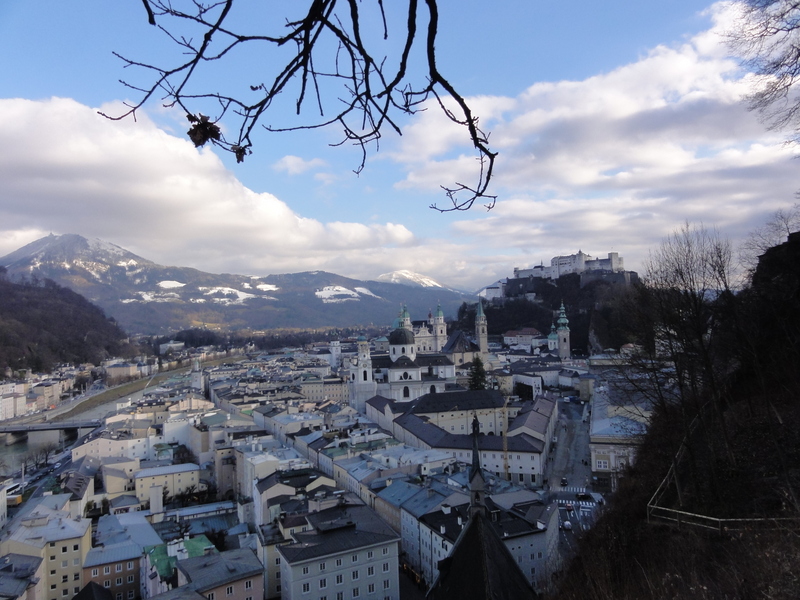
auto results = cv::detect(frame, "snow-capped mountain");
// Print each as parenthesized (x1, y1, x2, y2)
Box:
(1, 235, 475, 334)
(375, 269, 469, 293)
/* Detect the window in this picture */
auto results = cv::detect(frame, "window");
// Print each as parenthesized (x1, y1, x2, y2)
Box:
(383, 580, 390, 590)
(62, 590, 69, 597)
(128, 592, 135, 599)
(74, 588, 80, 595)
(319, 562, 326, 571)
(245, 581, 252, 590)
(382, 563, 389, 573)
(531, 567, 536, 575)
(128, 576, 134, 583)
(74, 574, 80, 581)
(303, 567, 310, 575)
(62, 546, 68, 553)
(61, 561, 68, 568)
(116, 564, 123, 572)
(50, 542, 56, 547)
(302, 583, 310, 593)
(208, 594, 215, 600)
(104, 582, 111, 589)
(127, 562, 133, 570)
(116, 578, 122, 586)
(352, 588, 359, 598)
(382, 548, 388, 555)
(596, 459, 609, 470)
(92, 569, 98, 577)
(226, 586, 233, 596)
(351, 555, 358, 563)
(336, 594, 342, 600)
(352, 570, 359, 581)
(275, 586, 280, 593)
(367, 551, 373, 559)
(73, 545, 79, 551)
(73, 558, 79, 566)
(538, 552, 542, 559)
(367, 567, 374, 577)
(335, 575, 343, 585)
(50, 556, 55, 561)
(117, 594, 123, 600)
(50, 585, 57, 590)
(368, 584, 374, 594)
(104, 567, 111, 575)
(335, 559, 342, 567)
(319, 578, 327, 589)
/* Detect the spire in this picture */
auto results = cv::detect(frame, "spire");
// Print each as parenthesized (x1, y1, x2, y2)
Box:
(557, 301, 570, 331)
(469, 415, 486, 518)
(476, 300, 485, 318)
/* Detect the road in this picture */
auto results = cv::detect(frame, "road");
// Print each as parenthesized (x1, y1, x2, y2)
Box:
(548, 397, 592, 491)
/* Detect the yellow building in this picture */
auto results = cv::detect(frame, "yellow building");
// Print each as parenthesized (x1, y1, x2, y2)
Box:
(134, 463, 203, 504)
(1, 497, 92, 600)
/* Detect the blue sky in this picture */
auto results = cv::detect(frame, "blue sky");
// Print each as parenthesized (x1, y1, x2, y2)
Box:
(0, 1, 796, 291)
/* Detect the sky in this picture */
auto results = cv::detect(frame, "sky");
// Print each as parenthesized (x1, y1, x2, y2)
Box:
(0, 1, 797, 292)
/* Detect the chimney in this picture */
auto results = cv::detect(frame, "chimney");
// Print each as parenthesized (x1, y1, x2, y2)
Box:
(440, 525, 445, 535)
(441, 504, 451, 515)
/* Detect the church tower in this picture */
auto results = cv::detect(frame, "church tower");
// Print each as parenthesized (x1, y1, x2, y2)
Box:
(557, 301, 571, 360)
(348, 335, 377, 413)
(401, 304, 412, 330)
(475, 301, 488, 357)
(469, 415, 487, 518)
(433, 302, 447, 352)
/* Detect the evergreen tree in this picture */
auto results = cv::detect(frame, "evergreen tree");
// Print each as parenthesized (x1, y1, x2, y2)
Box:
(468, 356, 488, 390)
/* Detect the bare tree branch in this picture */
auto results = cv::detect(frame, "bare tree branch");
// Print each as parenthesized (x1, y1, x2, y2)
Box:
(107, 0, 498, 209)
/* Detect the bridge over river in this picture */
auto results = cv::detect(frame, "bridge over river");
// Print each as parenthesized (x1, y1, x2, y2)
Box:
(0, 421, 100, 433)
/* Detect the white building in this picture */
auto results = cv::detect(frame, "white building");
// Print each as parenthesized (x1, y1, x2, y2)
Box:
(514, 250, 624, 281)
(277, 503, 400, 600)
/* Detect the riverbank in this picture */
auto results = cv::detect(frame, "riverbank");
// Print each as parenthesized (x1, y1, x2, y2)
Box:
(52, 356, 232, 421)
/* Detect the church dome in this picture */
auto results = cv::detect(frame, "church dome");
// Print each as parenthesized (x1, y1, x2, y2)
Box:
(389, 327, 415, 345)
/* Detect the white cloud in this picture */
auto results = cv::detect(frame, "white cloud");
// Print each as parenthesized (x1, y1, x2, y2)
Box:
(1, 3, 798, 295)
(388, 2, 798, 278)
(272, 155, 328, 175)
(0, 98, 434, 279)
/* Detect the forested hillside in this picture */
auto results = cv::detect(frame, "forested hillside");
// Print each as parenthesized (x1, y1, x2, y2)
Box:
(0, 268, 131, 373)
(551, 228, 800, 600)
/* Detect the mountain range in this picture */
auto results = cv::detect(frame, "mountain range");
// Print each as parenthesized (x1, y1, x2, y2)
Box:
(0, 234, 476, 335)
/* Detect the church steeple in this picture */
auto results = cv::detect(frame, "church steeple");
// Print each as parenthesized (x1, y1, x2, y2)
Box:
(469, 415, 486, 518)
(475, 301, 488, 357)
(556, 302, 571, 360)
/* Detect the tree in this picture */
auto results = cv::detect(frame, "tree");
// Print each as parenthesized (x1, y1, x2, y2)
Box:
(728, 1, 800, 140)
(739, 202, 800, 271)
(109, 0, 497, 211)
(468, 356, 487, 390)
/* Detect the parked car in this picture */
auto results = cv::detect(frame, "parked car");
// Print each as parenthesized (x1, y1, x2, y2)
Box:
(561, 521, 573, 531)
(576, 492, 593, 501)
(54, 462, 62, 469)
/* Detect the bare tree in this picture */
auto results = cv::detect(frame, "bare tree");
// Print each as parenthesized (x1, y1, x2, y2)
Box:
(618, 224, 741, 506)
(106, 0, 497, 211)
(727, 1, 800, 139)
(739, 202, 800, 270)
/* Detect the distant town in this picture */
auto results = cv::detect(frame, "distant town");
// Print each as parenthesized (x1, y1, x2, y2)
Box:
(0, 250, 642, 600)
